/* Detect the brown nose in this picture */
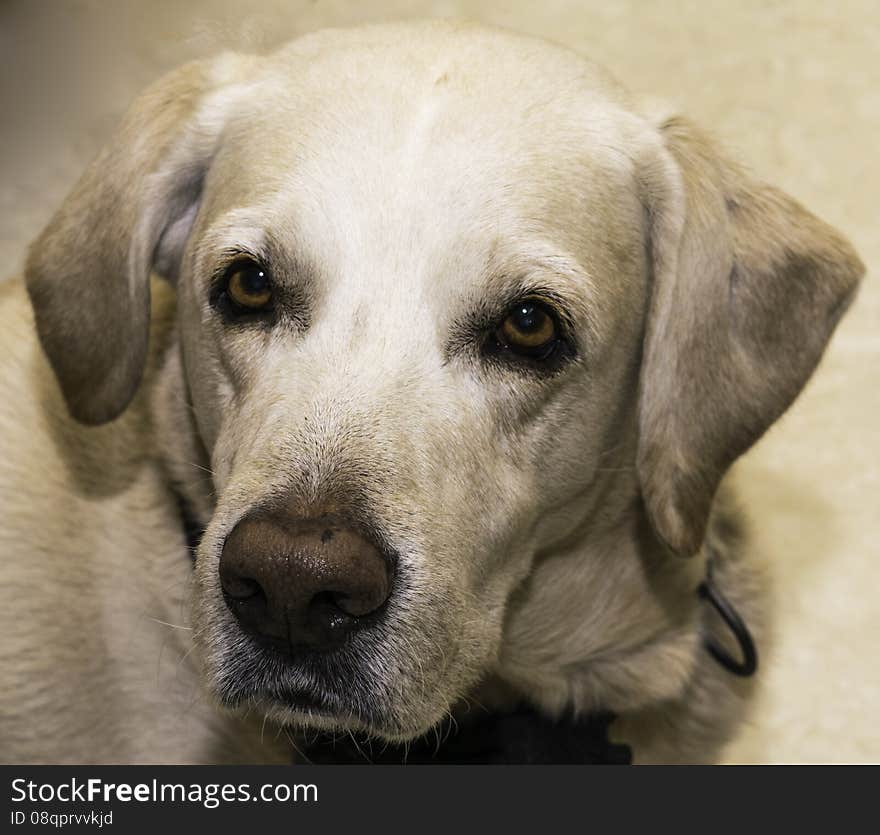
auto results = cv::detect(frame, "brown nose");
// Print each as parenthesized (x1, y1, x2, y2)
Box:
(219, 512, 394, 652)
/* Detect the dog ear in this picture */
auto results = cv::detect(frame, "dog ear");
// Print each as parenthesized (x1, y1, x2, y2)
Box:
(25, 54, 250, 425)
(637, 115, 864, 557)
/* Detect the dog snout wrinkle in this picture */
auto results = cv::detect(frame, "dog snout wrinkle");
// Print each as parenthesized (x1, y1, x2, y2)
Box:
(219, 512, 393, 652)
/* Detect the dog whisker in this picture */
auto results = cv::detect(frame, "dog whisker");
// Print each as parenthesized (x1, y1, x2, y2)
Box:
(146, 617, 193, 631)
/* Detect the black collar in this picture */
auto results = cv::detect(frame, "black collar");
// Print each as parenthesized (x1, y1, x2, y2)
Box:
(176, 498, 756, 763)
(302, 710, 633, 764)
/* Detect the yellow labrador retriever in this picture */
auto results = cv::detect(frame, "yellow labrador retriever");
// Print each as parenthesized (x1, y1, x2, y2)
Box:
(0, 21, 863, 764)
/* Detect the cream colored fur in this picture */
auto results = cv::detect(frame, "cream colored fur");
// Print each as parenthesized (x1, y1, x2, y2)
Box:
(0, 21, 863, 764)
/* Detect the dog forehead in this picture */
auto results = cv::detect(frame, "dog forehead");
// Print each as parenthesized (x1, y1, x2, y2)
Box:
(197, 25, 649, 310)
(213, 23, 640, 184)
(263, 20, 631, 106)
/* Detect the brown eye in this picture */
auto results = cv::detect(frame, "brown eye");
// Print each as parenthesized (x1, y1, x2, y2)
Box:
(224, 260, 273, 311)
(497, 300, 558, 355)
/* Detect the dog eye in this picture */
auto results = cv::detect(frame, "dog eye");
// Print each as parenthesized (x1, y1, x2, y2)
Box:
(496, 299, 559, 357)
(222, 259, 273, 312)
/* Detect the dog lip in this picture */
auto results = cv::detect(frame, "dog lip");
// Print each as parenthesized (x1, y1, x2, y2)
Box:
(249, 629, 354, 659)
(268, 679, 380, 727)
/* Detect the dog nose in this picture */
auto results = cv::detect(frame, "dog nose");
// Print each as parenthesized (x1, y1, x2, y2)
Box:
(219, 512, 393, 652)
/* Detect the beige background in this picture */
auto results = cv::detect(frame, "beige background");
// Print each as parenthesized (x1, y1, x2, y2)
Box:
(1, 1, 876, 763)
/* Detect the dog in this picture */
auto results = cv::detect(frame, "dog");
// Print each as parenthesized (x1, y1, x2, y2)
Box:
(0, 20, 863, 764)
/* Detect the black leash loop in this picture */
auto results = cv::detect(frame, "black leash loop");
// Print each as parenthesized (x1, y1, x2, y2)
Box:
(697, 568, 758, 678)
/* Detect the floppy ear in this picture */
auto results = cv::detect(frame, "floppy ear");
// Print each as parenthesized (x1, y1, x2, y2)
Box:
(25, 54, 250, 425)
(637, 115, 864, 557)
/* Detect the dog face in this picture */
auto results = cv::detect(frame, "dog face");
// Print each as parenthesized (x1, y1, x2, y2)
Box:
(25, 23, 863, 741)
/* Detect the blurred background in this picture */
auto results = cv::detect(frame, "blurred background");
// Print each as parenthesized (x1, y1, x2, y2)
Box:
(1, 0, 877, 763)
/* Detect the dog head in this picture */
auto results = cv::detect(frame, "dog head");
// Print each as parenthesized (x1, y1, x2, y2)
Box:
(26, 22, 863, 741)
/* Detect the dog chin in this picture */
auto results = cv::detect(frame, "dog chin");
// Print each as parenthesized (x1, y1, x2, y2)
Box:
(256, 698, 371, 736)
(228, 689, 430, 743)
(209, 654, 430, 742)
